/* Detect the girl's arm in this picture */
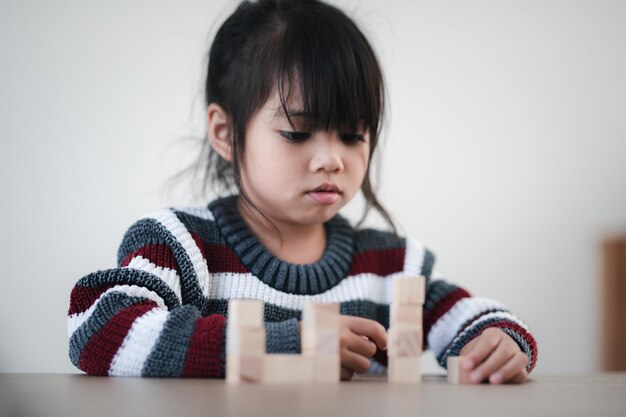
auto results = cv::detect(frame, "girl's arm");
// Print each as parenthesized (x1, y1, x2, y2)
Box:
(423, 274, 538, 377)
(67, 211, 299, 378)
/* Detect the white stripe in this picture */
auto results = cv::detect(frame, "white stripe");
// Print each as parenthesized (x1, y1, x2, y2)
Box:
(427, 297, 507, 357)
(125, 255, 182, 301)
(174, 206, 215, 221)
(204, 272, 405, 310)
(463, 311, 529, 332)
(141, 209, 211, 296)
(108, 308, 169, 377)
(403, 237, 425, 276)
(67, 284, 168, 338)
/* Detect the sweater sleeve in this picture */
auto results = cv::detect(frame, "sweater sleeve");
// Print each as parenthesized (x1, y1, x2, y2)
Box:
(423, 269, 538, 373)
(67, 210, 299, 378)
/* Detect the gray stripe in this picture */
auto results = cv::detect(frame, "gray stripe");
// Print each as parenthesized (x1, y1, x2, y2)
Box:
(286, 264, 298, 294)
(142, 305, 200, 377)
(150, 219, 207, 313)
(253, 250, 273, 275)
(321, 262, 337, 288)
(274, 263, 289, 290)
(501, 328, 535, 372)
(75, 268, 181, 310)
(241, 244, 264, 265)
(173, 211, 219, 243)
(423, 279, 460, 312)
(341, 301, 389, 328)
(265, 318, 300, 354)
(264, 258, 280, 286)
(69, 293, 148, 368)
(116, 218, 170, 265)
(298, 266, 309, 294)
(202, 298, 388, 328)
(456, 308, 511, 332)
(308, 264, 323, 293)
(234, 235, 257, 255)
(421, 248, 435, 279)
(115, 217, 207, 312)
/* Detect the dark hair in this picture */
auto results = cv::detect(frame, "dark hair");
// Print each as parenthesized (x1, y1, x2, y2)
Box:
(175, 0, 398, 237)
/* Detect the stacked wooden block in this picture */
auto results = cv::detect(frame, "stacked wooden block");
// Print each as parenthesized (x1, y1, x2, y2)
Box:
(301, 303, 340, 383)
(226, 299, 340, 384)
(225, 299, 265, 383)
(387, 275, 425, 383)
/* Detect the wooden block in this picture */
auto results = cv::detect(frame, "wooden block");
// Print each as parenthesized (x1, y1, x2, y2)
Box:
(388, 356, 421, 383)
(302, 303, 340, 330)
(228, 299, 264, 328)
(447, 356, 473, 384)
(313, 355, 340, 383)
(226, 327, 265, 356)
(388, 328, 422, 357)
(392, 276, 425, 305)
(302, 328, 339, 356)
(227, 355, 264, 384)
(262, 354, 315, 384)
(389, 304, 423, 329)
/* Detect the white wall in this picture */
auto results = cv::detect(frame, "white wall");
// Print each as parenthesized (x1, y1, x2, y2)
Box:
(1, 0, 624, 374)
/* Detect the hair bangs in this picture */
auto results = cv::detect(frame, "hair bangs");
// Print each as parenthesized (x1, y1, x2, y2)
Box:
(272, 6, 384, 136)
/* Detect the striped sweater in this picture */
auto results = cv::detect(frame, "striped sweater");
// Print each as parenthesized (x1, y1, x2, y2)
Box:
(67, 194, 538, 378)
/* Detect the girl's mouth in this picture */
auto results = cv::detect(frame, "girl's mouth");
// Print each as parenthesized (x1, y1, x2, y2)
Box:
(306, 191, 340, 205)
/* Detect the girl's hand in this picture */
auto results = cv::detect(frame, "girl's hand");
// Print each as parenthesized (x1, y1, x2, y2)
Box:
(459, 328, 529, 384)
(338, 316, 388, 381)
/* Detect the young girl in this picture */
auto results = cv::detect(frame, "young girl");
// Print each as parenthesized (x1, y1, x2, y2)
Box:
(68, 0, 537, 382)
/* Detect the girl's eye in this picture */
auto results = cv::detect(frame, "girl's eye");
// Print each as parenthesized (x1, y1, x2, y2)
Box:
(279, 131, 310, 143)
(340, 133, 366, 144)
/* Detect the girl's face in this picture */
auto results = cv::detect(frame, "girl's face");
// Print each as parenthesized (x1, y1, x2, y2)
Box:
(239, 90, 370, 227)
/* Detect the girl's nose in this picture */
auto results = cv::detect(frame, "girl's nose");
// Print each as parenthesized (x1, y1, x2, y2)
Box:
(309, 132, 344, 173)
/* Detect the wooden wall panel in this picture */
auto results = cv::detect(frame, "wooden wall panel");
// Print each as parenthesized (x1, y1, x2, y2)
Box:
(602, 236, 626, 371)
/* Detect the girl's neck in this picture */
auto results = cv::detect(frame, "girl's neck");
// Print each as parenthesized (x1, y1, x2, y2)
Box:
(236, 198, 326, 265)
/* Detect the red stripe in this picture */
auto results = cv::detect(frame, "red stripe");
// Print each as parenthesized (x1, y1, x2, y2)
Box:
(423, 288, 471, 336)
(68, 284, 118, 316)
(78, 301, 157, 376)
(120, 243, 178, 270)
(181, 314, 226, 378)
(192, 233, 249, 274)
(347, 248, 405, 276)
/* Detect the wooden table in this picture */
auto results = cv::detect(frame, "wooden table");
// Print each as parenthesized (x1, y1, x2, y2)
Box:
(2, 373, 625, 417)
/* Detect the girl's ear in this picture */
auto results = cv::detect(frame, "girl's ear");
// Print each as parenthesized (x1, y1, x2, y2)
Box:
(207, 102, 232, 162)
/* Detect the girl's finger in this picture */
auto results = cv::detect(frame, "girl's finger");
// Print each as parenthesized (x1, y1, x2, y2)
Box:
(508, 368, 529, 384)
(463, 328, 503, 371)
(341, 349, 371, 374)
(343, 316, 388, 350)
(489, 352, 529, 384)
(470, 342, 515, 383)
(343, 332, 377, 358)
(341, 366, 354, 381)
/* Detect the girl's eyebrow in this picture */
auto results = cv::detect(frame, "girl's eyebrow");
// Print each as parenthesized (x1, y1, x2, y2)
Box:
(274, 108, 313, 119)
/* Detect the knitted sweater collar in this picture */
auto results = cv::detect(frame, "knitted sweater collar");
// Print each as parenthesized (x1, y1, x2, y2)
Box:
(208, 195, 354, 295)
